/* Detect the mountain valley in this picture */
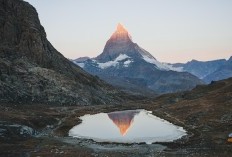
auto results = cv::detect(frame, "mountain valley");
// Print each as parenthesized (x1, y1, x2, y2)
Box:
(0, 0, 231, 157)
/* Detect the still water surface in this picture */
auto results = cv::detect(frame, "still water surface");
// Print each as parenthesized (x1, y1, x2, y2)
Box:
(69, 110, 186, 144)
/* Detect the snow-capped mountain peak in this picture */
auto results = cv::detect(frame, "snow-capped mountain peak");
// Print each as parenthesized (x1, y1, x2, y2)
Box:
(76, 23, 183, 72)
(73, 23, 203, 94)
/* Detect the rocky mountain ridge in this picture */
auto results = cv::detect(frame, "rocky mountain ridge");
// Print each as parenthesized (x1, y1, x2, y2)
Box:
(172, 56, 232, 83)
(0, 0, 125, 105)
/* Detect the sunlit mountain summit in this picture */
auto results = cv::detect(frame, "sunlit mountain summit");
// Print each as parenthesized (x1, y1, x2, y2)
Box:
(95, 23, 162, 66)
(110, 23, 132, 41)
(73, 23, 203, 95)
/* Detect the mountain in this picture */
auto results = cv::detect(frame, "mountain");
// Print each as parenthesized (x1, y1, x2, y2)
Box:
(0, 0, 125, 105)
(74, 24, 203, 94)
(172, 59, 226, 79)
(172, 57, 232, 83)
(203, 57, 232, 83)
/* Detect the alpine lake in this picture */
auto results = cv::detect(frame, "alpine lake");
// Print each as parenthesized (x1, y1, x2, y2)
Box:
(69, 109, 187, 144)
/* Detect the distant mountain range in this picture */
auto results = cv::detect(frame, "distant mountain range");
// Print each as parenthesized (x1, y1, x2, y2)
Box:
(73, 24, 203, 95)
(172, 56, 232, 83)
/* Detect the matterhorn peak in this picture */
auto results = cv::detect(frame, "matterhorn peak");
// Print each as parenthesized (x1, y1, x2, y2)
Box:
(108, 23, 132, 43)
(116, 23, 128, 33)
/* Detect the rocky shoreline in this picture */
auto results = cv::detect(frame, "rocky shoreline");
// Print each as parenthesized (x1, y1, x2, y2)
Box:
(0, 95, 231, 157)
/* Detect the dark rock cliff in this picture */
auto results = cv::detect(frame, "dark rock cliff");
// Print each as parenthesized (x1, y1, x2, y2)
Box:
(0, 0, 124, 105)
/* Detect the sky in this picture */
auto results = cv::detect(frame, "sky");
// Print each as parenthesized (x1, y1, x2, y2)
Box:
(25, 0, 232, 63)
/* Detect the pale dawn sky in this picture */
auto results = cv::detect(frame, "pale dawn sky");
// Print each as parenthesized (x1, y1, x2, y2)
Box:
(25, 0, 232, 63)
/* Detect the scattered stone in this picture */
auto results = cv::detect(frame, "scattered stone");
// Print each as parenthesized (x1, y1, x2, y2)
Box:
(228, 133, 232, 138)
(228, 138, 232, 143)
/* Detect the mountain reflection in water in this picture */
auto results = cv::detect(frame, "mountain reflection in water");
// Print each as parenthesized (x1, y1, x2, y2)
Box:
(108, 110, 140, 136)
(69, 109, 187, 144)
